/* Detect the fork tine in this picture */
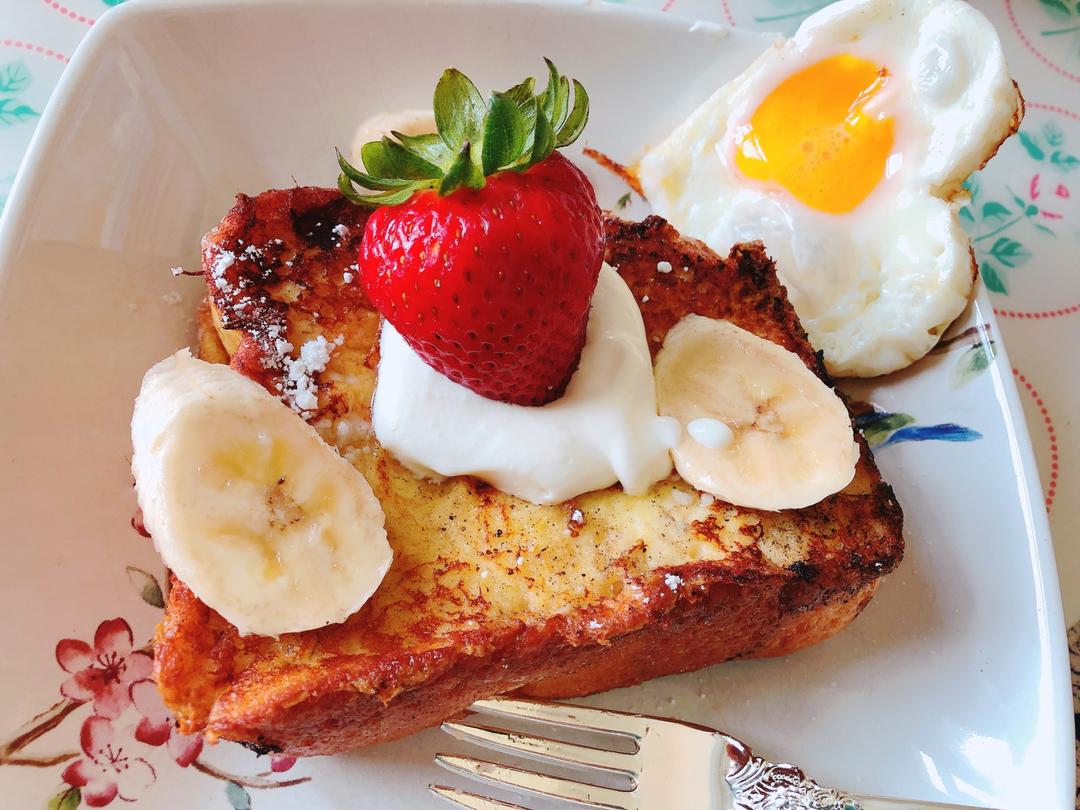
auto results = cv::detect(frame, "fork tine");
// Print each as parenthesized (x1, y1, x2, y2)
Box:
(428, 785, 528, 810)
(435, 754, 636, 810)
(469, 697, 645, 738)
(443, 719, 637, 775)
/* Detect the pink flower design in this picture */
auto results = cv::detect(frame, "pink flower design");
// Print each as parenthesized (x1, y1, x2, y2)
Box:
(56, 618, 152, 719)
(61, 716, 156, 807)
(1028, 173, 1066, 220)
(129, 679, 203, 766)
(270, 755, 297, 772)
(1055, 182, 1070, 199)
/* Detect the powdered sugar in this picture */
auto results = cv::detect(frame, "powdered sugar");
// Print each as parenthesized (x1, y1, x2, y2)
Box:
(210, 251, 236, 290)
(280, 335, 344, 414)
(664, 573, 683, 591)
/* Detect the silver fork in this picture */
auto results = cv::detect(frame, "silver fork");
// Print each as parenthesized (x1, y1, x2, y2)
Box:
(429, 697, 994, 810)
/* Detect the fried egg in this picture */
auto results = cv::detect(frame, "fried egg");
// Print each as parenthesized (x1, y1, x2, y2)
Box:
(639, 0, 1021, 377)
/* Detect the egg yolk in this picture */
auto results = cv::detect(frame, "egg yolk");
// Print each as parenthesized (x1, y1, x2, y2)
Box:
(735, 54, 894, 214)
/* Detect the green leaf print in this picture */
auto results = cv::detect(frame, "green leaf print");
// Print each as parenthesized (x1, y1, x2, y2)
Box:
(0, 60, 40, 128)
(1044, 121, 1065, 147)
(1017, 131, 1045, 161)
(981, 201, 1011, 225)
(856, 412, 914, 448)
(1001, 187, 1038, 217)
(960, 111, 1079, 297)
(1050, 150, 1080, 171)
(980, 261, 1008, 294)
(0, 61, 30, 94)
(0, 98, 38, 126)
(125, 565, 165, 609)
(1038, 0, 1073, 21)
(988, 237, 1031, 269)
(46, 788, 80, 810)
(1039, 0, 1080, 42)
(949, 340, 997, 389)
(226, 782, 252, 810)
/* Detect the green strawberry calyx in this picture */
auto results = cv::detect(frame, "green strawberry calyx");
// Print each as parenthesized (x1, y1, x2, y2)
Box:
(336, 59, 589, 207)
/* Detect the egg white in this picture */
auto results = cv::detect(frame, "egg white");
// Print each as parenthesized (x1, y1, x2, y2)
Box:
(639, 0, 1020, 377)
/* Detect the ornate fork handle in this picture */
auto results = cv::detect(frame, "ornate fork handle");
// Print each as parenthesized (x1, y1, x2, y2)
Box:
(724, 739, 993, 810)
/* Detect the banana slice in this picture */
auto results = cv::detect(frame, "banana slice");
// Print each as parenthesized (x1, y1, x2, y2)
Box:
(654, 315, 858, 511)
(131, 350, 391, 637)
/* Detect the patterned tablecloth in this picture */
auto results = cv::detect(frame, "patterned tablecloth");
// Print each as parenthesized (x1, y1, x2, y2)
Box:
(0, 0, 1077, 805)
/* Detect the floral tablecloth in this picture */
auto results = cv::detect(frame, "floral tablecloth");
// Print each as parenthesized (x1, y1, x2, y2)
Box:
(1, 0, 1077, 806)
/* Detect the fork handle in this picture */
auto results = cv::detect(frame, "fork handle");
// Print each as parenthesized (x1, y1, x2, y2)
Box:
(847, 796, 993, 810)
(725, 739, 995, 810)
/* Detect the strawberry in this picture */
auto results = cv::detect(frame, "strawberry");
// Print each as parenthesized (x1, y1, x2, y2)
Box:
(337, 61, 603, 406)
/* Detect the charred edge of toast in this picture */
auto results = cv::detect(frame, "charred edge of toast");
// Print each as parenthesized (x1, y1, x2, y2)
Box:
(604, 215, 830, 376)
(202, 187, 370, 407)
(162, 573, 881, 753)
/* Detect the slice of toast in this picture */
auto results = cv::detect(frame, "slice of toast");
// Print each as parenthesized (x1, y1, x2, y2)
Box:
(154, 187, 903, 756)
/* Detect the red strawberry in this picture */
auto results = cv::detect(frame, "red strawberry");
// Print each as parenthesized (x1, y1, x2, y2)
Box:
(358, 152, 602, 405)
(337, 60, 603, 406)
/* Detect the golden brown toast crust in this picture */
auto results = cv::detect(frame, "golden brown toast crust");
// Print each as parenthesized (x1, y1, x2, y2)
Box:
(155, 188, 902, 756)
(198, 186, 370, 409)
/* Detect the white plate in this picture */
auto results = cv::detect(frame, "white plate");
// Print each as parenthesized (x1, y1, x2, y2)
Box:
(0, 1, 1072, 808)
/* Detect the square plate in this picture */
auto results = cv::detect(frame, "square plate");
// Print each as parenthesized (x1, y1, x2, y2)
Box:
(0, 1, 1072, 808)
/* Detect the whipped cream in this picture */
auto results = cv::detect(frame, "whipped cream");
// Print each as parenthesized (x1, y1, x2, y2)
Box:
(687, 417, 734, 450)
(372, 265, 676, 505)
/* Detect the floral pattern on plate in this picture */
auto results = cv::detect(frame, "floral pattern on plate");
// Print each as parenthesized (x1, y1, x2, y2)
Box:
(961, 110, 1079, 297)
(0, 580, 310, 809)
(0, 60, 40, 128)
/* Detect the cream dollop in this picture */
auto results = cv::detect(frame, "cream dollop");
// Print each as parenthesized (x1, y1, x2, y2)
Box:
(372, 265, 676, 505)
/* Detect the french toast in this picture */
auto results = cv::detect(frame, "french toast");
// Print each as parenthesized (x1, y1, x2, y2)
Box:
(154, 186, 903, 756)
